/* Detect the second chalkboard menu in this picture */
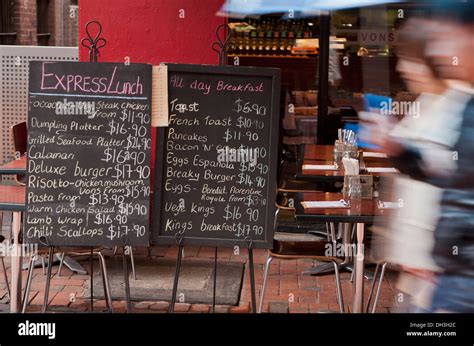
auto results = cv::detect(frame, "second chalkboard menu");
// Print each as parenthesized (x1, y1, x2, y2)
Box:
(153, 64, 281, 249)
(25, 61, 152, 247)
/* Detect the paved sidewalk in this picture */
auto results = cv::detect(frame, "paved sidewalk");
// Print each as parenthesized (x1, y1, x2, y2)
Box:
(0, 245, 407, 313)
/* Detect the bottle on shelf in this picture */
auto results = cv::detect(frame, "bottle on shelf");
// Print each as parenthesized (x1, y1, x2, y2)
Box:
(243, 26, 251, 55)
(227, 17, 318, 57)
(303, 20, 310, 39)
(279, 21, 288, 55)
(287, 20, 295, 53)
(271, 20, 279, 55)
(236, 29, 244, 55)
(249, 19, 257, 55)
(264, 19, 273, 54)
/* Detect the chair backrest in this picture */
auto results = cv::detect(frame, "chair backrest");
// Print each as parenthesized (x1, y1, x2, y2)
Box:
(11, 122, 27, 156)
(10, 122, 27, 185)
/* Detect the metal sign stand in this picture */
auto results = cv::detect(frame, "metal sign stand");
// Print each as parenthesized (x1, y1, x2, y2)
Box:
(42, 241, 54, 313)
(168, 234, 184, 313)
(121, 239, 132, 313)
(81, 20, 133, 313)
(168, 23, 258, 313)
(81, 19, 106, 313)
(39, 20, 131, 314)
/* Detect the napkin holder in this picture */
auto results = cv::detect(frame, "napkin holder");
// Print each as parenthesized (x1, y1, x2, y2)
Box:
(359, 174, 374, 199)
(343, 174, 373, 199)
(343, 175, 361, 200)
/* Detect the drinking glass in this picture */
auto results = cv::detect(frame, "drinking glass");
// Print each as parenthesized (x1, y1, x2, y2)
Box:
(333, 140, 344, 167)
(343, 175, 362, 200)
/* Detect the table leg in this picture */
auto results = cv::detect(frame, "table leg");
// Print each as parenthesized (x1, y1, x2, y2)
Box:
(352, 222, 365, 313)
(10, 212, 22, 313)
(342, 223, 351, 265)
(304, 223, 356, 277)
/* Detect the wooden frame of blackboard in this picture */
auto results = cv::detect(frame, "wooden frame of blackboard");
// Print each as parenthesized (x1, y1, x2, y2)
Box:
(152, 63, 281, 249)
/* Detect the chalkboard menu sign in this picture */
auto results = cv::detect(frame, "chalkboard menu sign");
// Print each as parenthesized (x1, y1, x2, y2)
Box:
(153, 64, 280, 249)
(25, 61, 152, 247)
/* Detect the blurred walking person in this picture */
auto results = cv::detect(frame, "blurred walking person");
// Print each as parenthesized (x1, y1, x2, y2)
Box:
(363, 1, 474, 312)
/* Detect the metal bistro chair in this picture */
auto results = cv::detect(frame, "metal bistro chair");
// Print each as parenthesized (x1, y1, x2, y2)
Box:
(365, 260, 389, 313)
(11, 122, 48, 273)
(258, 209, 345, 313)
(0, 234, 11, 300)
(11, 121, 27, 186)
(57, 246, 137, 280)
(22, 246, 114, 313)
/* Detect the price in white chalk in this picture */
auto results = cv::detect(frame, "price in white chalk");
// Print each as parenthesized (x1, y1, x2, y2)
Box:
(239, 162, 269, 174)
(102, 149, 147, 165)
(224, 204, 242, 221)
(223, 129, 241, 142)
(124, 185, 150, 198)
(107, 224, 146, 240)
(118, 202, 148, 216)
(112, 164, 150, 179)
(120, 110, 150, 125)
(246, 208, 259, 222)
(236, 116, 265, 130)
(90, 193, 109, 206)
(235, 223, 264, 238)
(95, 213, 112, 225)
(107, 119, 128, 135)
(233, 98, 267, 116)
(125, 135, 151, 150)
(237, 173, 253, 186)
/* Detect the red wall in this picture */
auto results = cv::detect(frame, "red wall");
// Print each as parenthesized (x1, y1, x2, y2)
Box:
(78, 0, 225, 176)
(78, 0, 225, 64)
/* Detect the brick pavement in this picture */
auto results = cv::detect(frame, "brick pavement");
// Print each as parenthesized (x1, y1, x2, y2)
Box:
(0, 246, 408, 313)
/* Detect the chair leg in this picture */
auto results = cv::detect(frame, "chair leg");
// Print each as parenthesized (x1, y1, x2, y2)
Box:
(1, 256, 10, 298)
(258, 253, 273, 313)
(332, 261, 345, 313)
(42, 247, 55, 313)
(371, 262, 388, 313)
(366, 263, 380, 313)
(129, 247, 136, 280)
(97, 254, 108, 311)
(329, 223, 336, 242)
(349, 266, 355, 283)
(22, 255, 37, 313)
(41, 256, 46, 275)
(97, 252, 113, 313)
(57, 252, 65, 277)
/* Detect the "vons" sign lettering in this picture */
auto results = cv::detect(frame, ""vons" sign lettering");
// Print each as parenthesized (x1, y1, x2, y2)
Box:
(358, 30, 398, 45)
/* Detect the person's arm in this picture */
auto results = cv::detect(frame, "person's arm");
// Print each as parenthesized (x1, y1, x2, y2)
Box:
(387, 140, 427, 180)
(359, 111, 457, 180)
(383, 137, 456, 180)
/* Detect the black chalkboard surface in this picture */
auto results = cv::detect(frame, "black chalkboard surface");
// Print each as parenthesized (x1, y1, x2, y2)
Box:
(25, 61, 152, 247)
(152, 63, 281, 249)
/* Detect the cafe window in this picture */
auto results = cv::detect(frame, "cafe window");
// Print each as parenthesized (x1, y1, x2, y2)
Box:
(227, 15, 321, 144)
(37, 0, 51, 46)
(0, 0, 16, 44)
(329, 4, 434, 111)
